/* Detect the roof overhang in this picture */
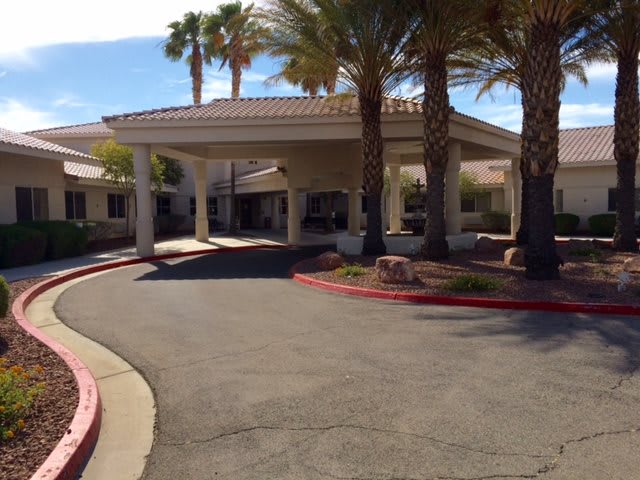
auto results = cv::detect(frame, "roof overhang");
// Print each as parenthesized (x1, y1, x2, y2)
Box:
(0, 143, 99, 164)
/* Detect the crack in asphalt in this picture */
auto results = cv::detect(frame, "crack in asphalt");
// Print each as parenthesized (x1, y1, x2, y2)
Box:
(160, 424, 550, 459)
(610, 359, 640, 390)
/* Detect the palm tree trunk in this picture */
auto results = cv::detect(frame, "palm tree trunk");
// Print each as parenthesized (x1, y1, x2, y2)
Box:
(231, 60, 242, 98)
(229, 162, 238, 234)
(516, 99, 529, 246)
(359, 95, 386, 256)
(191, 44, 203, 105)
(421, 57, 450, 260)
(612, 50, 640, 252)
(522, 14, 562, 280)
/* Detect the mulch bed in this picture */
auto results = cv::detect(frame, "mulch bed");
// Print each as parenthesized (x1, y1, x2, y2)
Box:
(0, 278, 78, 480)
(299, 244, 640, 305)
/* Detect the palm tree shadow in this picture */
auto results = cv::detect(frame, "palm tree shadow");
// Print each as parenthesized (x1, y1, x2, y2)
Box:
(0, 335, 7, 356)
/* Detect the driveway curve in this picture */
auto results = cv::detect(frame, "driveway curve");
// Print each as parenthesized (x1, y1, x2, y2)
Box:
(55, 247, 640, 480)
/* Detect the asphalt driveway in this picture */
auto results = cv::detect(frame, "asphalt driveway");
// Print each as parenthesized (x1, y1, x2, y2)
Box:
(55, 247, 640, 480)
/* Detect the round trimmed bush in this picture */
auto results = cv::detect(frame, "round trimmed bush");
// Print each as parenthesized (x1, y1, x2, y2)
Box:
(480, 211, 510, 232)
(588, 214, 616, 237)
(554, 213, 580, 235)
(0, 225, 47, 268)
(0, 275, 8, 318)
(24, 221, 88, 260)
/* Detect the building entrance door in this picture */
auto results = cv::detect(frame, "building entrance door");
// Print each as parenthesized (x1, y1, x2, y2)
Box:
(239, 198, 253, 228)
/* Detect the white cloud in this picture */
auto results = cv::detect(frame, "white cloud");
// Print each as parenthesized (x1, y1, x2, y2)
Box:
(586, 62, 617, 80)
(0, 98, 60, 132)
(0, 1, 268, 61)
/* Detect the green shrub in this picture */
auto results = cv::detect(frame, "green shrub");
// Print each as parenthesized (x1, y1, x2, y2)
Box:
(0, 225, 47, 268)
(80, 221, 113, 242)
(336, 263, 367, 277)
(156, 215, 186, 234)
(554, 213, 580, 235)
(588, 214, 616, 237)
(480, 211, 510, 232)
(0, 276, 8, 318)
(0, 359, 45, 442)
(443, 274, 503, 292)
(23, 221, 88, 260)
(569, 247, 603, 263)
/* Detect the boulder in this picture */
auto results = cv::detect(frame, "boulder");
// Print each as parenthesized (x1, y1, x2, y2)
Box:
(623, 256, 640, 274)
(475, 236, 502, 253)
(504, 247, 525, 267)
(315, 251, 344, 271)
(567, 239, 594, 252)
(375, 256, 416, 284)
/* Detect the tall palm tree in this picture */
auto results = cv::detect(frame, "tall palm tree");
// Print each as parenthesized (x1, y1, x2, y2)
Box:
(409, 0, 488, 259)
(592, 1, 640, 252)
(265, 55, 338, 96)
(163, 11, 215, 104)
(263, 0, 412, 255)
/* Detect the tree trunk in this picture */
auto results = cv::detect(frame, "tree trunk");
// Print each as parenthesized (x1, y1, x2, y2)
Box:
(229, 162, 238, 234)
(191, 44, 203, 105)
(231, 60, 242, 98)
(324, 192, 334, 233)
(359, 95, 386, 255)
(612, 50, 640, 252)
(421, 56, 449, 260)
(522, 13, 562, 280)
(516, 98, 529, 246)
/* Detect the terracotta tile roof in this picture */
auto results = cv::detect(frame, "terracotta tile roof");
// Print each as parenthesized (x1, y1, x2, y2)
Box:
(0, 127, 96, 161)
(26, 122, 112, 137)
(402, 160, 507, 186)
(214, 165, 281, 187)
(103, 95, 517, 136)
(559, 125, 614, 164)
(64, 161, 104, 180)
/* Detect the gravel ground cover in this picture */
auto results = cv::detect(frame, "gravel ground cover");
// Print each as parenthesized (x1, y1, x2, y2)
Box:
(0, 278, 78, 480)
(298, 245, 640, 305)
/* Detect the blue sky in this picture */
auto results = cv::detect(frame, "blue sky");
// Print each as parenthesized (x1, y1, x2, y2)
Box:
(0, 0, 620, 133)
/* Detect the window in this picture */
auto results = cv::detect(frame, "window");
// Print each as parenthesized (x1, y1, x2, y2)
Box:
(608, 188, 640, 211)
(108, 193, 126, 219)
(310, 196, 321, 215)
(15, 187, 49, 222)
(361, 196, 368, 214)
(207, 196, 217, 216)
(279, 196, 288, 215)
(555, 189, 564, 213)
(65, 191, 87, 220)
(461, 192, 491, 213)
(156, 196, 171, 216)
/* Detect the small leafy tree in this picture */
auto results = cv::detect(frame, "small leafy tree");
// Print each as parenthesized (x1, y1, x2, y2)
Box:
(156, 155, 185, 186)
(384, 170, 417, 201)
(91, 139, 164, 238)
(459, 171, 479, 201)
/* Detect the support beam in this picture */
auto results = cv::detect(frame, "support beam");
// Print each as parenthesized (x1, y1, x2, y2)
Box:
(348, 189, 360, 236)
(133, 144, 154, 257)
(445, 142, 462, 235)
(287, 188, 301, 245)
(389, 165, 401, 234)
(511, 157, 522, 239)
(194, 160, 209, 242)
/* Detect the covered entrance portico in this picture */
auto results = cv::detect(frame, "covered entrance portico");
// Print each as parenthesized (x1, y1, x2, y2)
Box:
(103, 97, 521, 257)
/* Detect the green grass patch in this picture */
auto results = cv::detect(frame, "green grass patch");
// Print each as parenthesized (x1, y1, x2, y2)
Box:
(336, 263, 367, 278)
(443, 274, 503, 292)
(569, 248, 603, 263)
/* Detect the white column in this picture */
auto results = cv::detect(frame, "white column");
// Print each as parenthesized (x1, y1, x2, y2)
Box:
(194, 160, 209, 242)
(348, 188, 360, 236)
(511, 157, 522, 239)
(271, 195, 280, 230)
(287, 188, 301, 245)
(133, 144, 154, 257)
(389, 165, 401, 234)
(445, 142, 462, 235)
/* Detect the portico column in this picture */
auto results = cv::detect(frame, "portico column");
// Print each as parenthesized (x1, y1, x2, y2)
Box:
(511, 157, 522, 239)
(348, 188, 360, 236)
(445, 142, 462, 235)
(389, 165, 401, 234)
(133, 144, 154, 257)
(287, 188, 301, 245)
(194, 160, 209, 242)
(271, 195, 280, 230)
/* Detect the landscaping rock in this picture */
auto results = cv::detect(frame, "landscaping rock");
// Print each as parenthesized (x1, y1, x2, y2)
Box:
(567, 239, 594, 252)
(475, 236, 502, 253)
(315, 251, 344, 271)
(375, 256, 416, 284)
(504, 247, 525, 267)
(622, 256, 640, 274)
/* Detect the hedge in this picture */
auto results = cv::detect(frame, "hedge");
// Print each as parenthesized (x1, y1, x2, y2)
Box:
(23, 221, 88, 260)
(588, 214, 616, 237)
(0, 275, 8, 318)
(0, 225, 47, 268)
(554, 213, 580, 235)
(480, 211, 510, 232)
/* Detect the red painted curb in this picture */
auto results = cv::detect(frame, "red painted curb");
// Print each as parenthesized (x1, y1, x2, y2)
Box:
(290, 262, 640, 317)
(11, 243, 287, 480)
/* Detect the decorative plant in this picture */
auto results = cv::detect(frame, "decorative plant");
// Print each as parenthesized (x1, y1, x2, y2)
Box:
(0, 359, 45, 442)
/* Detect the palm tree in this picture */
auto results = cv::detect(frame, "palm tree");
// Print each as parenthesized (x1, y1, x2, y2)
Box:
(409, 0, 488, 259)
(592, 1, 640, 252)
(265, 55, 338, 96)
(163, 11, 215, 104)
(263, 0, 412, 255)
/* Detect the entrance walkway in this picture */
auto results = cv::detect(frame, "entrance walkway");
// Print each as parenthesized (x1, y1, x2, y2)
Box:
(56, 248, 640, 480)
